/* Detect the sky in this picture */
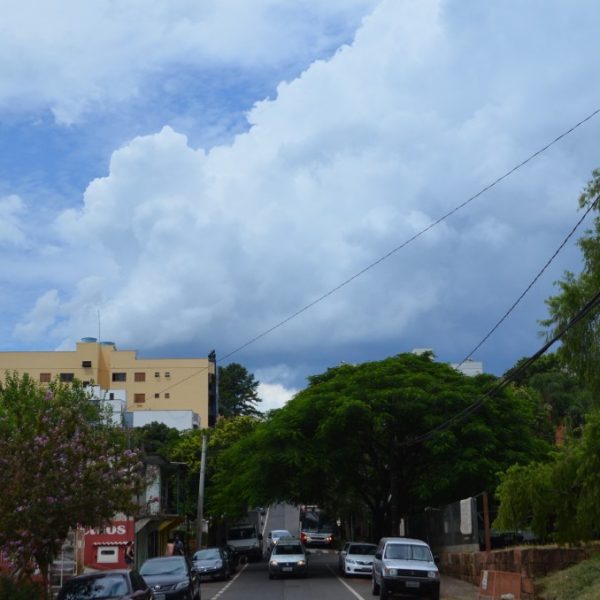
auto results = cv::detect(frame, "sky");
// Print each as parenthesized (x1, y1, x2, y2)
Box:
(1, 0, 600, 412)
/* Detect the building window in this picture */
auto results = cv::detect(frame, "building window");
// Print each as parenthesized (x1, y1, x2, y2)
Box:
(134, 372, 146, 382)
(39, 373, 51, 383)
(154, 372, 160, 378)
(134, 393, 145, 403)
(81, 360, 92, 368)
(165, 393, 170, 399)
(112, 372, 127, 382)
(60, 373, 74, 382)
(165, 372, 171, 378)
(154, 393, 160, 399)
(109, 393, 115, 400)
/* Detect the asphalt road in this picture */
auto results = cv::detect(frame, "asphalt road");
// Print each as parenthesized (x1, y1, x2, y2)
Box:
(198, 504, 479, 600)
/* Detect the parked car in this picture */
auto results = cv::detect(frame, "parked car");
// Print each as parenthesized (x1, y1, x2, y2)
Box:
(338, 542, 377, 577)
(266, 529, 292, 552)
(192, 547, 230, 581)
(55, 569, 153, 599)
(371, 537, 439, 600)
(223, 545, 238, 574)
(268, 539, 308, 579)
(139, 556, 200, 600)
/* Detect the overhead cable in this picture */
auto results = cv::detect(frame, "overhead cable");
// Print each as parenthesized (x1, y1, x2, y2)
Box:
(401, 288, 600, 447)
(221, 107, 600, 361)
(454, 193, 600, 371)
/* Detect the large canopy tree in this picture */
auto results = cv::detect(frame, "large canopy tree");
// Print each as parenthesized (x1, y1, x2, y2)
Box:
(209, 353, 548, 538)
(0, 373, 144, 596)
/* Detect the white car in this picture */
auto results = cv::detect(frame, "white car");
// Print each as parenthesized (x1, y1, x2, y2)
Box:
(268, 540, 308, 579)
(339, 542, 377, 576)
(371, 537, 439, 599)
(267, 529, 292, 552)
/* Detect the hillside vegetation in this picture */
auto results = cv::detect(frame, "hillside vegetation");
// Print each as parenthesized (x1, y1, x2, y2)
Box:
(536, 556, 600, 600)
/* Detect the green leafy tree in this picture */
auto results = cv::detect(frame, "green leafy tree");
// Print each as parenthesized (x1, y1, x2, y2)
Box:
(505, 353, 593, 435)
(495, 409, 600, 543)
(541, 169, 600, 398)
(0, 373, 144, 597)
(204, 416, 261, 519)
(168, 416, 260, 521)
(209, 353, 549, 538)
(218, 363, 262, 417)
(132, 421, 181, 455)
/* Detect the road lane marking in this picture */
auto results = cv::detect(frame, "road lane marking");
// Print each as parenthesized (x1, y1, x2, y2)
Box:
(328, 565, 368, 600)
(207, 562, 248, 599)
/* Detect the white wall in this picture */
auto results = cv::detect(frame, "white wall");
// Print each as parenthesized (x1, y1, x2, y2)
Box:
(129, 410, 199, 431)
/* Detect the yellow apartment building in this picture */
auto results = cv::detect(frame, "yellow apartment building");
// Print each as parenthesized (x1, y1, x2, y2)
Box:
(0, 338, 218, 428)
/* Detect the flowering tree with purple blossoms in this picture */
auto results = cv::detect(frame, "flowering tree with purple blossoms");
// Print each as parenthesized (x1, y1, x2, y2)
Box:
(0, 372, 144, 597)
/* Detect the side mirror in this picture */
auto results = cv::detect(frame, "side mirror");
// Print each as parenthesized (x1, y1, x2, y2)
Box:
(375, 552, 382, 559)
(433, 554, 440, 563)
(258, 533, 263, 541)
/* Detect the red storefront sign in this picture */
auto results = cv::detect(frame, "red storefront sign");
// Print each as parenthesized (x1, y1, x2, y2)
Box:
(83, 519, 134, 570)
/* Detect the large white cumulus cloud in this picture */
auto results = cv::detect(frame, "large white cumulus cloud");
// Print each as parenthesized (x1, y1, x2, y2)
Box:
(13, 0, 600, 389)
(0, 0, 376, 123)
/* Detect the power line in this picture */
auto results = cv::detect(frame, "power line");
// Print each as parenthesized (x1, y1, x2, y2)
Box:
(454, 193, 600, 370)
(401, 288, 600, 447)
(221, 107, 600, 361)
(72, 109, 600, 400)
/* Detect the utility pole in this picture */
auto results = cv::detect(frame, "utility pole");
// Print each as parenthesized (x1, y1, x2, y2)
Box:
(482, 491, 492, 553)
(196, 434, 208, 550)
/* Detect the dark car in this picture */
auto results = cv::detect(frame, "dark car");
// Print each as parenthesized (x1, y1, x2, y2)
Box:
(139, 556, 200, 600)
(55, 569, 153, 599)
(192, 547, 229, 581)
(223, 545, 238, 574)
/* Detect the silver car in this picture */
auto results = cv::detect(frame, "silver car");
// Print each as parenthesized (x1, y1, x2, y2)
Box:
(339, 542, 377, 576)
(267, 529, 292, 553)
(371, 537, 439, 599)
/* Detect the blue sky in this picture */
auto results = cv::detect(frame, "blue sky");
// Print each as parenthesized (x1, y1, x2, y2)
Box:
(1, 0, 600, 410)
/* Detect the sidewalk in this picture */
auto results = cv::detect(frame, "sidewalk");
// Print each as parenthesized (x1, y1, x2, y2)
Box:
(441, 574, 479, 600)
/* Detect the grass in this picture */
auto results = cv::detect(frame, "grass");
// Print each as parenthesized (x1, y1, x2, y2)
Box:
(535, 555, 600, 600)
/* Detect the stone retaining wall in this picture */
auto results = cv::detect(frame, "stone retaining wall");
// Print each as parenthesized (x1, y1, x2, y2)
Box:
(439, 546, 591, 599)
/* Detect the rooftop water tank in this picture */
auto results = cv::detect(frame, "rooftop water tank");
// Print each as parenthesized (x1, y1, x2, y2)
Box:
(81, 337, 98, 343)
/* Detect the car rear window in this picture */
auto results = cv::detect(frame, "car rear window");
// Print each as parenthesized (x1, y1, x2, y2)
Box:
(349, 544, 376, 555)
(228, 527, 256, 540)
(274, 544, 303, 555)
(60, 574, 128, 599)
(140, 557, 187, 576)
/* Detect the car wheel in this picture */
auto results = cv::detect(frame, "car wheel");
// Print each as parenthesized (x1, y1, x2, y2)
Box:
(268, 573, 274, 580)
(429, 590, 440, 600)
(380, 579, 388, 597)
(371, 575, 380, 596)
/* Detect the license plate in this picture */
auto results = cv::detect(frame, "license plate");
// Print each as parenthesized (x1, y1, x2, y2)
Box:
(154, 595, 166, 600)
(282, 567, 293, 572)
(406, 581, 420, 588)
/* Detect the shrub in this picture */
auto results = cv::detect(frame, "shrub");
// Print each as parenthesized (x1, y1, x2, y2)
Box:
(0, 574, 44, 600)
